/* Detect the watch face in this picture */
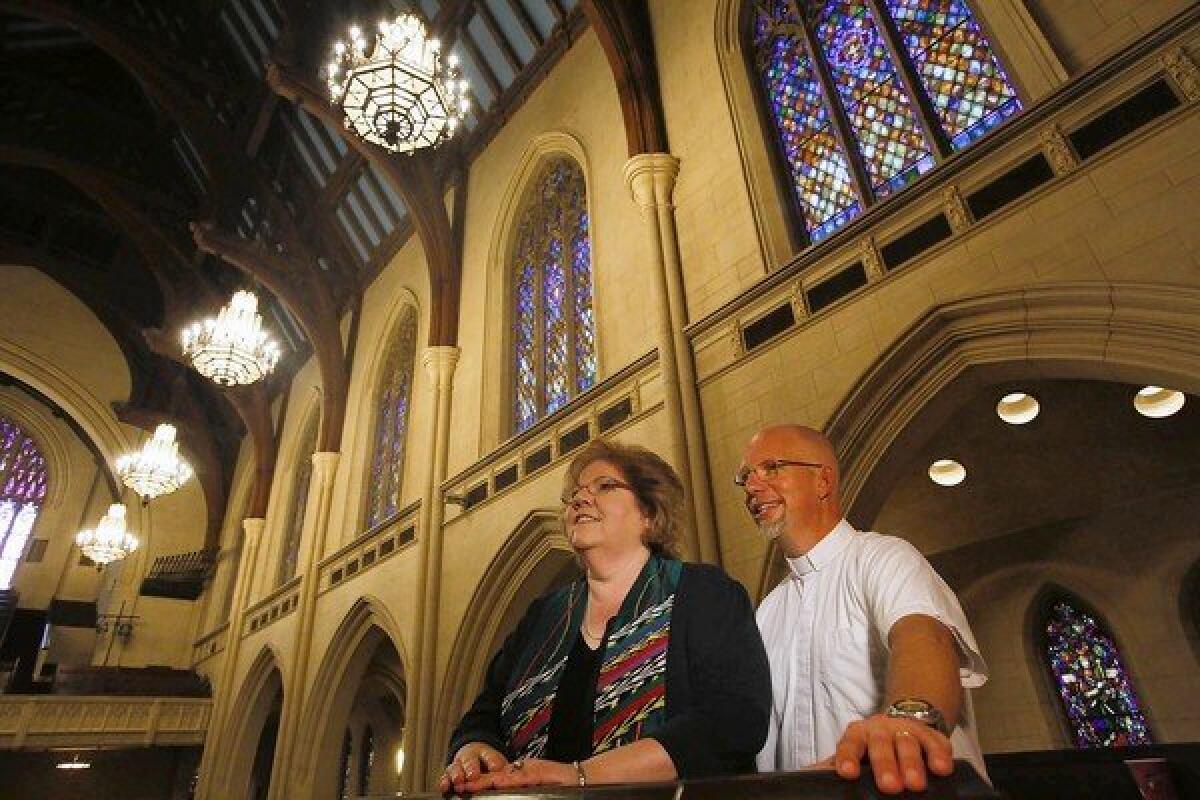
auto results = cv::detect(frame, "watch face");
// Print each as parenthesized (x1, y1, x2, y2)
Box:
(894, 699, 933, 714)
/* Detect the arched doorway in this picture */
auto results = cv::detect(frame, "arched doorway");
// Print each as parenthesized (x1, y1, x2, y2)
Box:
(221, 649, 284, 800)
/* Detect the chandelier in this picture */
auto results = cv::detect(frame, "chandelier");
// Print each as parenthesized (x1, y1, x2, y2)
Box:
(75, 503, 139, 567)
(116, 424, 194, 501)
(181, 290, 281, 386)
(327, 14, 470, 153)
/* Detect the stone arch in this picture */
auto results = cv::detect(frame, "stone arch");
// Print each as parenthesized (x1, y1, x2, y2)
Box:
(0, 389, 78, 513)
(291, 596, 411, 797)
(753, 281, 1200, 598)
(432, 509, 575, 762)
(479, 132, 595, 448)
(219, 645, 285, 800)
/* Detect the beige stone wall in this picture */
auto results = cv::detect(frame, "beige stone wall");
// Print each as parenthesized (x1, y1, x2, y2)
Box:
(1026, 0, 1192, 73)
(950, 486, 1200, 752)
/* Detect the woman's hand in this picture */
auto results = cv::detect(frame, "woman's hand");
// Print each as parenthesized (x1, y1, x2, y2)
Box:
(452, 757, 577, 793)
(438, 742, 508, 795)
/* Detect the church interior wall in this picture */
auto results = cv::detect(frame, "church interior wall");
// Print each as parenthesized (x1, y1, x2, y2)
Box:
(1025, 0, 1193, 73)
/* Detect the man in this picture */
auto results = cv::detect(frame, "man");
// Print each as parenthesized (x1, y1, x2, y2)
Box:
(741, 425, 987, 794)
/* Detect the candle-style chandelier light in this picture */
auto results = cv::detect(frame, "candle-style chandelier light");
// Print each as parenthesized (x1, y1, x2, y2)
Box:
(116, 424, 193, 501)
(181, 290, 281, 386)
(75, 503, 139, 567)
(327, 13, 470, 153)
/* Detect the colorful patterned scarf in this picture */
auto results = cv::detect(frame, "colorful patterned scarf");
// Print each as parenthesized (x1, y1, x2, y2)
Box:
(499, 555, 681, 759)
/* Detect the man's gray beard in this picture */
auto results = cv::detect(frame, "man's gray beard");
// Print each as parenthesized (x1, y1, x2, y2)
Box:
(759, 518, 786, 541)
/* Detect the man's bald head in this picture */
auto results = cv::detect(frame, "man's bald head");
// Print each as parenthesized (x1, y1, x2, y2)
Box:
(740, 424, 843, 555)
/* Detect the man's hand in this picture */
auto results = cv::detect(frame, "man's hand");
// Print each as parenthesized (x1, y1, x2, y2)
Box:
(438, 742, 508, 795)
(448, 757, 575, 794)
(833, 714, 954, 794)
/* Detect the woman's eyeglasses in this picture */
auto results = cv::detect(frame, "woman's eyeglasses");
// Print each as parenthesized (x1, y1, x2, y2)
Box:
(562, 476, 634, 505)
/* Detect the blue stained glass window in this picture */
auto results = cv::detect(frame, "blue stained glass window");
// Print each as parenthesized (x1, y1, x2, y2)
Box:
(512, 159, 595, 432)
(0, 416, 47, 590)
(1043, 598, 1153, 748)
(366, 308, 417, 529)
(751, 0, 1020, 240)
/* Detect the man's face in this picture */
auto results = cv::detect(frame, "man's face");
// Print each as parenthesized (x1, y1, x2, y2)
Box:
(739, 429, 824, 542)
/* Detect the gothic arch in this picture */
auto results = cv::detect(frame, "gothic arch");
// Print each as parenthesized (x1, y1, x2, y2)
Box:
(432, 509, 574, 759)
(219, 645, 285, 800)
(0, 389, 75, 510)
(757, 281, 1200, 599)
(291, 596, 411, 797)
(480, 132, 596, 448)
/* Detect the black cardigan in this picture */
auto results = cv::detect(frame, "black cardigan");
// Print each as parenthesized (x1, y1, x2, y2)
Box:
(447, 562, 771, 778)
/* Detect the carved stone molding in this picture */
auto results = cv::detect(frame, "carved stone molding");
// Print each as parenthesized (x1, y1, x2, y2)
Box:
(1040, 124, 1079, 176)
(941, 185, 972, 233)
(1162, 46, 1200, 102)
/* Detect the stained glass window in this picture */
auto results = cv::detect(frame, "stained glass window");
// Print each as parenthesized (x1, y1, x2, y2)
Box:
(751, 0, 1020, 241)
(278, 412, 318, 585)
(1043, 598, 1153, 748)
(511, 158, 595, 432)
(0, 416, 48, 589)
(366, 308, 417, 529)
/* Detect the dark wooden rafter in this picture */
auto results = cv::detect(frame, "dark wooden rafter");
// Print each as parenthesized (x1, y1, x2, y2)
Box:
(580, 0, 669, 156)
(474, 0, 523, 76)
(266, 62, 462, 346)
(458, 28, 504, 99)
(503, 0, 543, 48)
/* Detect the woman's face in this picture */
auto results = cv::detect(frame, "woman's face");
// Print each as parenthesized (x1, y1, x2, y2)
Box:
(563, 459, 650, 557)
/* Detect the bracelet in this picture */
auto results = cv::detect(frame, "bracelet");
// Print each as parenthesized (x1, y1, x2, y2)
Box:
(572, 759, 588, 787)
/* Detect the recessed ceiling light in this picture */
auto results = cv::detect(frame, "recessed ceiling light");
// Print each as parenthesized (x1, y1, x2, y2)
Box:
(1134, 386, 1185, 418)
(928, 459, 966, 486)
(56, 755, 91, 770)
(997, 392, 1040, 424)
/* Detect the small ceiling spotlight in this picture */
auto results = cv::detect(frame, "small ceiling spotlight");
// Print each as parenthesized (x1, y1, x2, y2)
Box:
(997, 392, 1040, 424)
(928, 459, 966, 487)
(1134, 386, 1185, 418)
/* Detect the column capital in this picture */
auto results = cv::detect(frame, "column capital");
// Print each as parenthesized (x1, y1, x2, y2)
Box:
(310, 450, 341, 481)
(421, 346, 461, 388)
(241, 517, 266, 542)
(622, 152, 680, 210)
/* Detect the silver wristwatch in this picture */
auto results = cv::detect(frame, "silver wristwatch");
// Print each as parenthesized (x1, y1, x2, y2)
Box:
(886, 698, 949, 734)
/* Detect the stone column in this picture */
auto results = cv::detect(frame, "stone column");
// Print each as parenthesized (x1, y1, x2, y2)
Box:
(409, 345, 460, 790)
(268, 451, 340, 800)
(622, 153, 721, 566)
(194, 516, 265, 800)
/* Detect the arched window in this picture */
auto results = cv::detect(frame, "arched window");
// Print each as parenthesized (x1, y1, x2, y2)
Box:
(336, 727, 353, 800)
(0, 416, 47, 589)
(277, 412, 318, 586)
(366, 308, 417, 529)
(511, 158, 596, 433)
(750, 0, 1021, 242)
(357, 725, 374, 796)
(1041, 596, 1152, 748)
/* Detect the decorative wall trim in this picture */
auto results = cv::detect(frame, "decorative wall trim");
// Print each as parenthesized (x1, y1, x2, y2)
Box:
(0, 696, 210, 750)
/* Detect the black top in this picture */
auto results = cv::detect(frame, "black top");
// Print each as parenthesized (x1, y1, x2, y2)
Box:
(447, 562, 771, 778)
(544, 634, 602, 762)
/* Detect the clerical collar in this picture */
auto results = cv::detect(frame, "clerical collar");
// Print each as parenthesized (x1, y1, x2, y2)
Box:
(785, 519, 855, 579)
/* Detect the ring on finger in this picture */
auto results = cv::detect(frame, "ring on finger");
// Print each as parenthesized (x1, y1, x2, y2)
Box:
(895, 729, 914, 738)
(511, 758, 526, 770)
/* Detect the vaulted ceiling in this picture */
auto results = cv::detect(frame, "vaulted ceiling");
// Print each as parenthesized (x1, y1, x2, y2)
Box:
(0, 0, 662, 548)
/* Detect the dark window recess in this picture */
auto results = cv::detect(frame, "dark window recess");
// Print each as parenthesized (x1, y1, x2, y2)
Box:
(48, 600, 97, 628)
(967, 154, 1054, 220)
(346, 559, 359, 576)
(250, 619, 259, 631)
(597, 398, 633, 432)
(380, 537, 396, 556)
(806, 263, 868, 313)
(23, 538, 48, 563)
(463, 482, 489, 509)
(559, 422, 590, 455)
(1069, 79, 1180, 161)
(331, 569, 343, 584)
(494, 463, 519, 492)
(362, 550, 376, 567)
(398, 526, 416, 546)
(742, 303, 796, 351)
(524, 445, 553, 474)
(269, 607, 278, 620)
(881, 214, 953, 270)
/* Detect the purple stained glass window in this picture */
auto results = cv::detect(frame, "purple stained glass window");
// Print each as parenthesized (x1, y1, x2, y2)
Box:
(1044, 599, 1153, 748)
(512, 159, 595, 432)
(886, 0, 1021, 147)
(366, 309, 416, 529)
(751, 0, 1020, 239)
(0, 417, 47, 589)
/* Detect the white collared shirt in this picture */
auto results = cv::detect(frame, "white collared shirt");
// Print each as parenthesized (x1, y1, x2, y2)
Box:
(755, 520, 988, 780)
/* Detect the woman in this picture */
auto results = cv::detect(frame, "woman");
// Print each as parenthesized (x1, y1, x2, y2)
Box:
(441, 439, 769, 794)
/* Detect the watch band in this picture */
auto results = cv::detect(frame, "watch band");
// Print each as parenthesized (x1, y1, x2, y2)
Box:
(886, 698, 948, 734)
(572, 759, 588, 787)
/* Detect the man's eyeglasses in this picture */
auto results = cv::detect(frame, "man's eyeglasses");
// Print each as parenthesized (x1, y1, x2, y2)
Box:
(733, 459, 825, 487)
(562, 476, 634, 505)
